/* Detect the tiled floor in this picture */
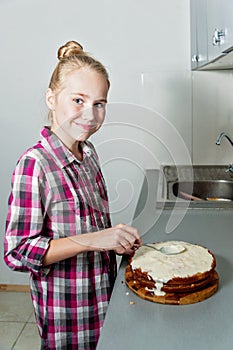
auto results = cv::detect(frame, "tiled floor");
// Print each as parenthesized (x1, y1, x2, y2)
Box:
(0, 292, 41, 350)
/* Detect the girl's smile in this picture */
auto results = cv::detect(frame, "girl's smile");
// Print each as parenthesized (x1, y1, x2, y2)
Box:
(72, 122, 96, 131)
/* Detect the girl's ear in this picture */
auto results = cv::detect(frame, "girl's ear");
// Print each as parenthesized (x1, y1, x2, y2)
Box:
(46, 88, 55, 110)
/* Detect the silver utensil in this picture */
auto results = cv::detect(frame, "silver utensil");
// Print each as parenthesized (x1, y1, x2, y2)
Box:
(143, 243, 186, 255)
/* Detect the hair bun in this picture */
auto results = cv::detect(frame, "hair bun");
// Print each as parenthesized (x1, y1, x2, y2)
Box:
(57, 40, 84, 60)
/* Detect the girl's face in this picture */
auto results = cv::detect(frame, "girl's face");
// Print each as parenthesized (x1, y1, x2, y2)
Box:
(46, 67, 109, 144)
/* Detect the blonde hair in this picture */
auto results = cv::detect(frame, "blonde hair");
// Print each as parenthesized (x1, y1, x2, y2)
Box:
(48, 40, 110, 95)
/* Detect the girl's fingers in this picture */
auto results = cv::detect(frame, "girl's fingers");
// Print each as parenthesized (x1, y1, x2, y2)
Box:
(116, 224, 141, 243)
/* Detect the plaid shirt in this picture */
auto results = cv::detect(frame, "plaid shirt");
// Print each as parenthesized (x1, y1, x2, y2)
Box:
(4, 127, 117, 350)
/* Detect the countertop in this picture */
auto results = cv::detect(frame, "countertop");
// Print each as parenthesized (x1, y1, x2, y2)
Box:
(97, 170, 233, 350)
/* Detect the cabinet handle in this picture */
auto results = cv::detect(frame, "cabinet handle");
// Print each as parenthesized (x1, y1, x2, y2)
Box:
(192, 54, 205, 63)
(192, 54, 199, 62)
(212, 29, 226, 46)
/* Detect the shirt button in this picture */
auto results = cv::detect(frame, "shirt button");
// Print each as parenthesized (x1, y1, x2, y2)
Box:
(86, 150, 91, 156)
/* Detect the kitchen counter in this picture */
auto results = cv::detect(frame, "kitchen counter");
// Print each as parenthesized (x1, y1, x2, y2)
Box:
(97, 170, 233, 350)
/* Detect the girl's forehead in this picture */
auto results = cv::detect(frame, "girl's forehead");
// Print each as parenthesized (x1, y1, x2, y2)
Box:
(61, 68, 109, 96)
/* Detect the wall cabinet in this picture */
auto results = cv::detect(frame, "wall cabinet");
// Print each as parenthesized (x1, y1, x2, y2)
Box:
(190, 0, 233, 70)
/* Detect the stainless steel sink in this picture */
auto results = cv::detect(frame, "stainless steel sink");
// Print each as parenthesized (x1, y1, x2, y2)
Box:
(172, 180, 233, 201)
(156, 165, 233, 208)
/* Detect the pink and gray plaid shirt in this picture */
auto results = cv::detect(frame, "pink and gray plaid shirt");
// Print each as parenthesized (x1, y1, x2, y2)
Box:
(4, 127, 117, 350)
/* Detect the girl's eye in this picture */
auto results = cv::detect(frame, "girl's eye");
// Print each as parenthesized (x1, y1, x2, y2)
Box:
(94, 102, 105, 109)
(74, 98, 83, 105)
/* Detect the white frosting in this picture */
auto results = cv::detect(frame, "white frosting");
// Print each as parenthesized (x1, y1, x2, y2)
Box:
(145, 283, 166, 296)
(131, 241, 214, 296)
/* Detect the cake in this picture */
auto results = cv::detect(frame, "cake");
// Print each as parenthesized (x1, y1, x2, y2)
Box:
(125, 241, 219, 305)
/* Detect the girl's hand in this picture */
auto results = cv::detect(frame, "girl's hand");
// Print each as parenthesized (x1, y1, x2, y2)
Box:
(69, 223, 142, 255)
(118, 241, 141, 256)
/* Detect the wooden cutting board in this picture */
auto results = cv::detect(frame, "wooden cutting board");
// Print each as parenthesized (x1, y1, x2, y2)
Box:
(125, 270, 219, 305)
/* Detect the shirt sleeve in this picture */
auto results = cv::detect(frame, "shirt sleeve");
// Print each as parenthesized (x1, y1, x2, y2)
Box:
(4, 154, 51, 276)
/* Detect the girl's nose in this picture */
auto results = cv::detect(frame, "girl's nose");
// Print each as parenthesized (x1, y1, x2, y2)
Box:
(82, 107, 94, 121)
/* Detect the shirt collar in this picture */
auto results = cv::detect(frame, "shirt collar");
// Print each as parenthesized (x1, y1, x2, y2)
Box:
(40, 126, 91, 168)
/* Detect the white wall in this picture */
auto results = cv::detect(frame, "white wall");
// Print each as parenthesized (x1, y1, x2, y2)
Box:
(0, 0, 191, 284)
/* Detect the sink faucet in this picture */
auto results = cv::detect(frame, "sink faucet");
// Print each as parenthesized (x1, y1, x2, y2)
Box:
(216, 132, 233, 174)
(216, 132, 233, 146)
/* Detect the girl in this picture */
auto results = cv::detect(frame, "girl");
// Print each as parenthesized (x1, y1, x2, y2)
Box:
(4, 40, 141, 350)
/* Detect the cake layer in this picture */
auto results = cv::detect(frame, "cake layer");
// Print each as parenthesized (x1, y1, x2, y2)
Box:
(125, 270, 219, 305)
(126, 265, 215, 293)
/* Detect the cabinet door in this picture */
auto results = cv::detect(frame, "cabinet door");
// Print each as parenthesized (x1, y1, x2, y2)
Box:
(207, 0, 233, 62)
(190, 0, 208, 69)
